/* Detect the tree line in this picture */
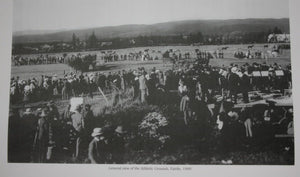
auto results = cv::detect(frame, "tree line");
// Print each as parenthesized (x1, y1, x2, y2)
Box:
(12, 27, 285, 55)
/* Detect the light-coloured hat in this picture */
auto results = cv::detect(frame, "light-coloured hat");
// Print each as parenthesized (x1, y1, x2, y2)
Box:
(216, 96, 223, 102)
(115, 126, 127, 134)
(47, 100, 54, 106)
(145, 74, 150, 80)
(222, 70, 228, 77)
(219, 69, 224, 75)
(91, 128, 104, 137)
(231, 67, 238, 73)
(24, 108, 32, 115)
(227, 111, 234, 117)
(236, 71, 243, 78)
(40, 110, 47, 117)
(244, 71, 250, 76)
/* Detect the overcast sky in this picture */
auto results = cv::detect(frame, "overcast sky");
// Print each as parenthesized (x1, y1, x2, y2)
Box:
(13, 0, 289, 32)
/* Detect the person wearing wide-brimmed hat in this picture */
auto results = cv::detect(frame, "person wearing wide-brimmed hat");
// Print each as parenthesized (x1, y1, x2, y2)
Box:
(61, 78, 71, 100)
(47, 101, 62, 162)
(227, 66, 240, 104)
(139, 71, 148, 103)
(240, 68, 251, 103)
(180, 91, 192, 125)
(32, 109, 51, 163)
(88, 128, 107, 164)
(23, 108, 33, 115)
(23, 82, 31, 103)
(111, 126, 127, 164)
(133, 72, 140, 100)
(47, 101, 59, 120)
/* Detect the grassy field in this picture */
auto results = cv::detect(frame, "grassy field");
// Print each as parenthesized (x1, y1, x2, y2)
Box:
(11, 44, 291, 80)
(209, 57, 291, 67)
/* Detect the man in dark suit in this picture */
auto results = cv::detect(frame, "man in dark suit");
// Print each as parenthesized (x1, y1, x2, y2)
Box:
(111, 126, 126, 164)
(228, 67, 240, 104)
(240, 68, 251, 103)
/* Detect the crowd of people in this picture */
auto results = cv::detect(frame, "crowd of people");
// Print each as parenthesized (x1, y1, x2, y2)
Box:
(8, 60, 293, 163)
(213, 49, 225, 58)
(100, 51, 161, 62)
(10, 60, 291, 105)
(8, 101, 127, 163)
(12, 47, 227, 67)
(233, 44, 289, 59)
(12, 55, 66, 66)
(234, 50, 264, 59)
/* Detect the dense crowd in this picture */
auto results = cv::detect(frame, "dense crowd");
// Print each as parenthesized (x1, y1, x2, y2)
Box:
(233, 44, 288, 59)
(10, 61, 291, 105)
(8, 102, 127, 163)
(234, 50, 264, 59)
(8, 61, 293, 163)
(12, 55, 66, 66)
(12, 48, 223, 67)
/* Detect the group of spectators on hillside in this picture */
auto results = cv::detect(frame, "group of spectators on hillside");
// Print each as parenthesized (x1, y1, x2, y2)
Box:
(8, 60, 294, 164)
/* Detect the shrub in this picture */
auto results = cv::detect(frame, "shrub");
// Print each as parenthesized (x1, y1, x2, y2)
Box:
(138, 112, 170, 151)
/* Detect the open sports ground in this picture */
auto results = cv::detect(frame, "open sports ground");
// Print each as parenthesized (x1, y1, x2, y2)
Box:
(11, 43, 291, 80)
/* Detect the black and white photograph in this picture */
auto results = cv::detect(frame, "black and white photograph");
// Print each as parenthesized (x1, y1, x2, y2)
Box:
(7, 0, 294, 165)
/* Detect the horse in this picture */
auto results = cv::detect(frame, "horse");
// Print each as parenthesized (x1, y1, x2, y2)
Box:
(222, 46, 229, 50)
(248, 45, 254, 49)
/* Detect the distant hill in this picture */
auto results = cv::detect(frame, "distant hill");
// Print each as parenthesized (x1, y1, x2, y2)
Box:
(12, 18, 290, 44)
